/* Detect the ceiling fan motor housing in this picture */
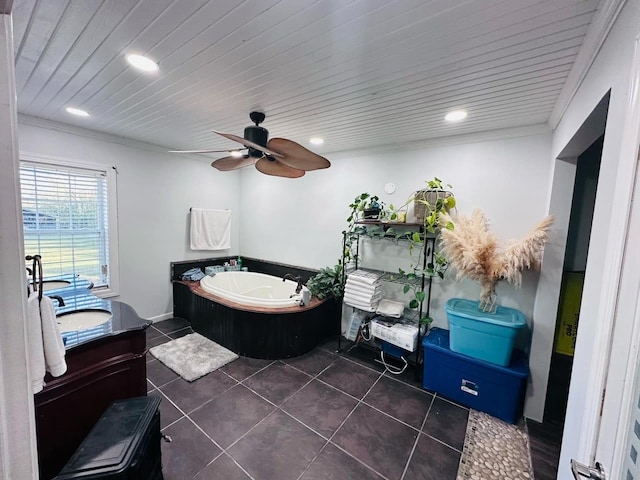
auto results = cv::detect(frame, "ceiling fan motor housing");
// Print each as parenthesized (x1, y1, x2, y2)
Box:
(244, 125, 269, 157)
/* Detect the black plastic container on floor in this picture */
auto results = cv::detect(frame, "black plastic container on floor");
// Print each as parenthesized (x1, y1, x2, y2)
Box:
(54, 395, 163, 480)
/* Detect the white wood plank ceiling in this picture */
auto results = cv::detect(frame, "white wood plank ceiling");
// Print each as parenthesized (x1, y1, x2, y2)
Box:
(12, 0, 600, 155)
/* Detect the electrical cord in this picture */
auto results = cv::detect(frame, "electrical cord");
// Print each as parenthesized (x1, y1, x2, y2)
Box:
(380, 351, 408, 375)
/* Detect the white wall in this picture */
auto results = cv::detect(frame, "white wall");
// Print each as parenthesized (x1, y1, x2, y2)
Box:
(551, 1, 640, 478)
(0, 13, 38, 479)
(17, 118, 241, 320)
(240, 127, 557, 415)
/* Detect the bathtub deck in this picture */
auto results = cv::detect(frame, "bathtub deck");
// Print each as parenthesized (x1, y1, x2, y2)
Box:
(185, 281, 324, 314)
(173, 281, 338, 359)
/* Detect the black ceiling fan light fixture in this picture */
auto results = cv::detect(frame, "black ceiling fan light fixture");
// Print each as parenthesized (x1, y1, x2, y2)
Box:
(170, 111, 330, 178)
(243, 112, 269, 158)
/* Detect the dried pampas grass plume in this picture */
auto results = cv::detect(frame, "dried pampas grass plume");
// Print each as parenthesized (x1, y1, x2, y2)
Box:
(439, 209, 554, 312)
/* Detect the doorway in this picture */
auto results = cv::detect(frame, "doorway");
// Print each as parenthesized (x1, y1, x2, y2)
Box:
(544, 135, 604, 425)
(527, 92, 609, 480)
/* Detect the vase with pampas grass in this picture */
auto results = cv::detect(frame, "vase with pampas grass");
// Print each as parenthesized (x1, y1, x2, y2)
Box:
(439, 209, 554, 313)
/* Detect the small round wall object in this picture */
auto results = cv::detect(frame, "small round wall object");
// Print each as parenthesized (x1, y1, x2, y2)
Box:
(384, 182, 396, 194)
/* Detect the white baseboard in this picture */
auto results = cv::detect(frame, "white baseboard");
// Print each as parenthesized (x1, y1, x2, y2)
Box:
(146, 312, 174, 323)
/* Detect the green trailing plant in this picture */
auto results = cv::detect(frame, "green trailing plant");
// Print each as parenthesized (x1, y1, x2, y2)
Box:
(386, 177, 456, 316)
(306, 262, 344, 300)
(343, 192, 385, 264)
(415, 177, 456, 234)
(340, 180, 455, 325)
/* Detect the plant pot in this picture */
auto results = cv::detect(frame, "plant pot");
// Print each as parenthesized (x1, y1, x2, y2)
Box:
(363, 208, 381, 219)
(414, 189, 453, 222)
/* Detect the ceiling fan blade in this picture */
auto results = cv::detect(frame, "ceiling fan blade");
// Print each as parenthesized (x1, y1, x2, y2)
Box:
(212, 130, 284, 158)
(255, 157, 305, 178)
(211, 156, 258, 171)
(267, 138, 330, 171)
(169, 149, 236, 154)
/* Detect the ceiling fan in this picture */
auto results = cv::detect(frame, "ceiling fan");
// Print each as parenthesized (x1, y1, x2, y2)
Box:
(169, 112, 331, 178)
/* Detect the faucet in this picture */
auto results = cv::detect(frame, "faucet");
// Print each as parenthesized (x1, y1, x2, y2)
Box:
(283, 273, 303, 294)
(47, 295, 65, 307)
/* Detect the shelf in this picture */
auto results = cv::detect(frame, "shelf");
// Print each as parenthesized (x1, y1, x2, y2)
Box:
(354, 220, 423, 227)
(351, 221, 438, 241)
(341, 223, 436, 381)
(346, 267, 422, 285)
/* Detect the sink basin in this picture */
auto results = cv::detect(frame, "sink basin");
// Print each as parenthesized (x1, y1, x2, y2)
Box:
(57, 310, 112, 332)
(38, 280, 71, 292)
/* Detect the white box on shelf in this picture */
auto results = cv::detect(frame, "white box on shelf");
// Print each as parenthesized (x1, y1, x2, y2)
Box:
(370, 318, 418, 352)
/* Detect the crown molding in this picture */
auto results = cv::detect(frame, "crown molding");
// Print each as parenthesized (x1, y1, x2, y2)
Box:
(17, 114, 210, 159)
(326, 124, 551, 159)
(549, 0, 627, 129)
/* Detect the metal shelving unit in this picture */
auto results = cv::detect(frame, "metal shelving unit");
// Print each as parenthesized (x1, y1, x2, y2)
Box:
(339, 221, 436, 378)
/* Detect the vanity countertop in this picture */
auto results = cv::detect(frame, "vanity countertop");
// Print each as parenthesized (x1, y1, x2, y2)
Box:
(41, 275, 151, 349)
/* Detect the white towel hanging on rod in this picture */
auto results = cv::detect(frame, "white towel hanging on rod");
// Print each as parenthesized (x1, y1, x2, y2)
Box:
(190, 208, 232, 250)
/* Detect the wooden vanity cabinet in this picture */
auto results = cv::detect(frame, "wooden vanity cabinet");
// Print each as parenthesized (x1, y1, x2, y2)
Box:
(34, 328, 148, 480)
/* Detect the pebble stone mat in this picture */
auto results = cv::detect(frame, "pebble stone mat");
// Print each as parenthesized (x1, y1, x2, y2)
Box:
(457, 410, 534, 480)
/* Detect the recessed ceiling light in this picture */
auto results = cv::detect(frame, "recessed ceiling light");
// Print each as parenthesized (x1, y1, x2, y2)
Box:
(445, 110, 468, 122)
(65, 107, 90, 117)
(310, 137, 324, 146)
(230, 150, 243, 158)
(126, 54, 159, 72)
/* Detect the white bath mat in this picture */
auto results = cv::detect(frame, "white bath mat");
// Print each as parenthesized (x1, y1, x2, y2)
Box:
(149, 333, 238, 382)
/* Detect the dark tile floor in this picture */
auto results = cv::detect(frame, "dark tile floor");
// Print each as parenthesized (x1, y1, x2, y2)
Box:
(145, 319, 468, 480)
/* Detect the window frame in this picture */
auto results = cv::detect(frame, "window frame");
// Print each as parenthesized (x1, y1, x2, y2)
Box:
(19, 152, 120, 298)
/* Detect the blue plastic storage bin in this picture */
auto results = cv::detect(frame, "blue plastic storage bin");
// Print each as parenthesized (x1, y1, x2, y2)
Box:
(445, 298, 526, 366)
(423, 328, 529, 424)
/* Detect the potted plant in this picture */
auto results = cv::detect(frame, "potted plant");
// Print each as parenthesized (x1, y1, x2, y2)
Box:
(346, 192, 385, 221)
(414, 177, 456, 234)
(439, 209, 554, 312)
(306, 262, 344, 300)
(343, 192, 384, 265)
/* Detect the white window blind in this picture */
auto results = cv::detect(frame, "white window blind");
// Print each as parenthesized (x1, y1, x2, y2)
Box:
(20, 160, 115, 291)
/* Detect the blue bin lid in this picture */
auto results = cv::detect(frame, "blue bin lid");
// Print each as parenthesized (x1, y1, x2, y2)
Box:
(445, 298, 526, 328)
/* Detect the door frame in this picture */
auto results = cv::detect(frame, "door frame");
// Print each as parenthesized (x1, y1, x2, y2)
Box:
(592, 33, 640, 478)
(559, 33, 640, 478)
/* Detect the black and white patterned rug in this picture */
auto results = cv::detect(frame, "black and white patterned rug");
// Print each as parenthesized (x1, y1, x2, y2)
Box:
(150, 333, 238, 382)
(457, 410, 534, 480)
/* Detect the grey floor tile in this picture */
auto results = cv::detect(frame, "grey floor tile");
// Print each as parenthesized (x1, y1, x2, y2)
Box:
(161, 417, 221, 480)
(282, 379, 358, 438)
(300, 443, 385, 480)
(227, 410, 325, 480)
(168, 326, 193, 339)
(156, 394, 183, 429)
(190, 384, 275, 449)
(147, 359, 179, 387)
(194, 454, 251, 479)
(404, 433, 461, 480)
(283, 348, 338, 376)
(220, 356, 273, 381)
(332, 403, 418, 480)
(160, 370, 237, 413)
(243, 362, 311, 405)
(154, 317, 191, 334)
(147, 334, 171, 349)
(146, 326, 165, 340)
(318, 358, 381, 399)
(422, 396, 469, 452)
(364, 375, 433, 429)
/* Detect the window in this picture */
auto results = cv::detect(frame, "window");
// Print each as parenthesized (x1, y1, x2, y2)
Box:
(19, 154, 119, 297)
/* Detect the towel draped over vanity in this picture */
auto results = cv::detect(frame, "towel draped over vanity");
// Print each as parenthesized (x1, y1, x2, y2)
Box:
(27, 292, 67, 394)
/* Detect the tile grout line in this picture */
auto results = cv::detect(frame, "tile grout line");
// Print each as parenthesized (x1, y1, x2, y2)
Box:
(152, 341, 469, 479)
(400, 394, 436, 480)
(299, 370, 392, 480)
